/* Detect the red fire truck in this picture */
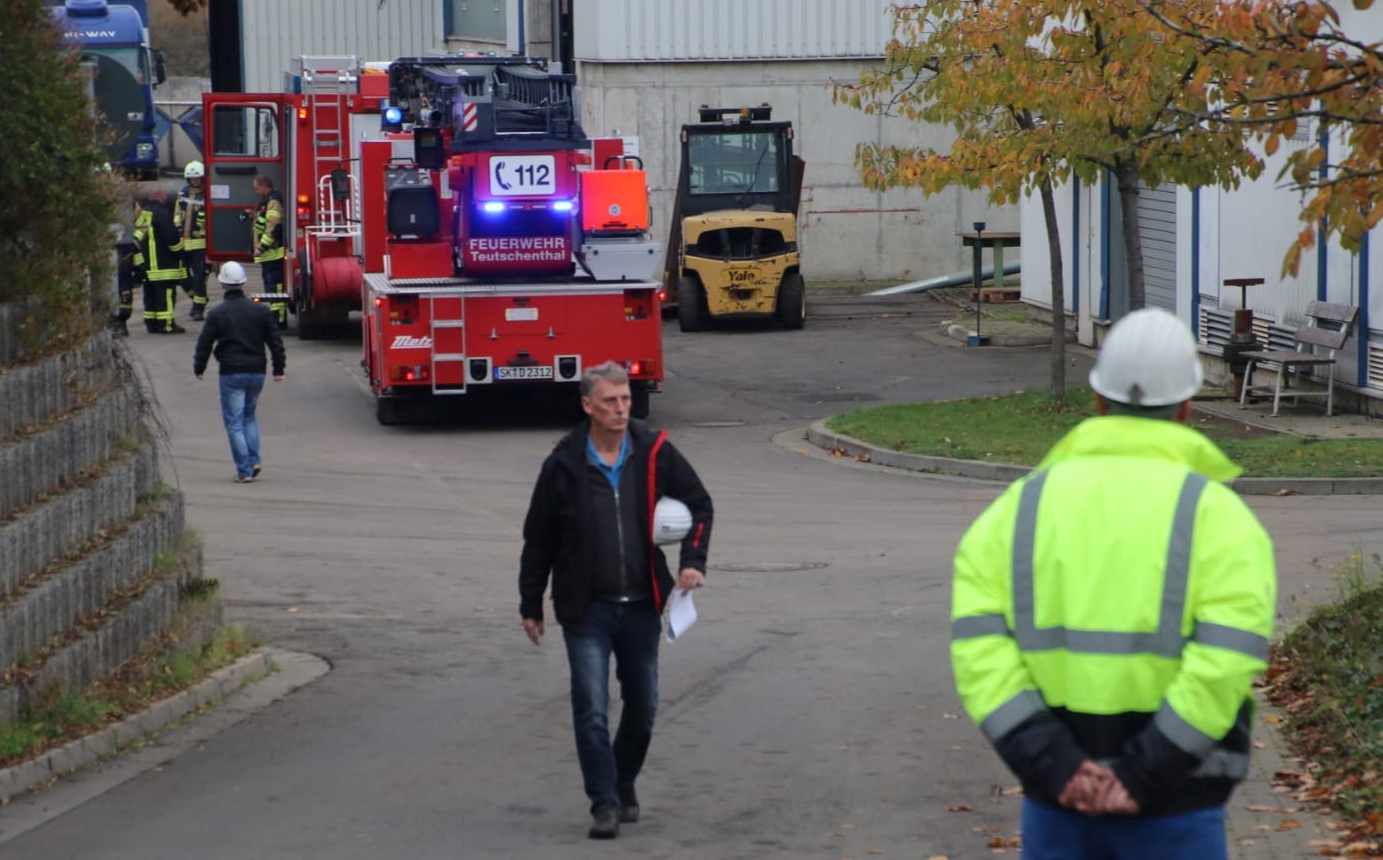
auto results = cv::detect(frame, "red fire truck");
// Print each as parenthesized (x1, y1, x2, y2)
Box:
(202, 55, 664, 424)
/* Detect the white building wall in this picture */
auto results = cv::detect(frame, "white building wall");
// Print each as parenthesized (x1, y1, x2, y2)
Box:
(240, 0, 446, 92)
(579, 59, 1019, 282)
(575, 0, 896, 62)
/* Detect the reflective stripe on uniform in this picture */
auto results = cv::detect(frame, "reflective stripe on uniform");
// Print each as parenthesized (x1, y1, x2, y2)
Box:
(1192, 622, 1270, 661)
(1153, 700, 1218, 758)
(980, 689, 1048, 743)
(1005, 470, 1208, 657)
(1191, 747, 1251, 780)
(952, 614, 1010, 640)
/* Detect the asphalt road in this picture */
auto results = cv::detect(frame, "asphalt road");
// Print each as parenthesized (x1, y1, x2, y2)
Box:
(3, 293, 1380, 859)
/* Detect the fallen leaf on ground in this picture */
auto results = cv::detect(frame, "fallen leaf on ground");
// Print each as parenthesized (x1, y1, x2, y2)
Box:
(1273, 489, 1302, 496)
(946, 804, 973, 812)
(1278, 819, 1303, 831)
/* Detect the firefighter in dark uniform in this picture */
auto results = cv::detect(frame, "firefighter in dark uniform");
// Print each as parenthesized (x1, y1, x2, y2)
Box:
(109, 181, 141, 338)
(138, 184, 187, 334)
(252, 174, 289, 329)
(176, 160, 210, 321)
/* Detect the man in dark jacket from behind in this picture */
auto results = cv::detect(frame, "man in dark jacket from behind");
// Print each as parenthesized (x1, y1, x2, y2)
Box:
(520, 361, 713, 840)
(193, 261, 286, 483)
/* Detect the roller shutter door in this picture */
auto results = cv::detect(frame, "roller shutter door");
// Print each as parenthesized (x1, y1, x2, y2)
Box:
(1137, 183, 1177, 311)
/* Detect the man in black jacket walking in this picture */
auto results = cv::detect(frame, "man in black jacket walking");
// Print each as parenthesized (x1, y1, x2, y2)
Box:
(520, 361, 713, 840)
(193, 261, 286, 483)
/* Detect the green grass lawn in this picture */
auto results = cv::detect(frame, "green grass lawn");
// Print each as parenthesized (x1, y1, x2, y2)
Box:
(826, 385, 1383, 478)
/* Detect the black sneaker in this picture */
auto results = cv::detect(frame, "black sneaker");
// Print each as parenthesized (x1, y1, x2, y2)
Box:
(233, 474, 256, 484)
(190, 309, 205, 321)
(618, 786, 639, 823)
(252, 464, 262, 479)
(167, 323, 187, 334)
(588, 808, 620, 840)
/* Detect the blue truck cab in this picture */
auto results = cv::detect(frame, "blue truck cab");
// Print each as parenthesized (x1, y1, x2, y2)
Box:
(52, 0, 166, 179)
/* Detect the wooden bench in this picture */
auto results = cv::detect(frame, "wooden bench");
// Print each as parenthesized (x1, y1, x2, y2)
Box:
(1238, 300, 1358, 416)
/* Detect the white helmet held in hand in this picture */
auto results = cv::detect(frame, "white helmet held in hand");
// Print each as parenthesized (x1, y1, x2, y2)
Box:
(217, 261, 248, 286)
(653, 497, 694, 545)
(1089, 307, 1203, 407)
(184, 160, 205, 180)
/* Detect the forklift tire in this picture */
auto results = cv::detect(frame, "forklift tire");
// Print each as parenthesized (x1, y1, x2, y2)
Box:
(631, 387, 650, 420)
(776, 272, 806, 330)
(677, 275, 708, 333)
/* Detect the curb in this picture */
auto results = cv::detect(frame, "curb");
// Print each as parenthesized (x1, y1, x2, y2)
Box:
(807, 421, 1383, 496)
(0, 647, 320, 805)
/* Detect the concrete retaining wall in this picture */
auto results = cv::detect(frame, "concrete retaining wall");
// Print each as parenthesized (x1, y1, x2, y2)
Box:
(0, 304, 218, 730)
(0, 336, 118, 440)
(0, 445, 161, 598)
(0, 495, 186, 672)
(0, 387, 141, 520)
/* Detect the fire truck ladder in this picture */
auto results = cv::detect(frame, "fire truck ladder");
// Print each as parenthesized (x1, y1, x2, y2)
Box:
(298, 56, 362, 243)
(429, 293, 467, 394)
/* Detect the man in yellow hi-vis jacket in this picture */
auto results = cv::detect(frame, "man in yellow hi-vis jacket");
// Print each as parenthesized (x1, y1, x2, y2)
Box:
(951, 308, 1276, 860)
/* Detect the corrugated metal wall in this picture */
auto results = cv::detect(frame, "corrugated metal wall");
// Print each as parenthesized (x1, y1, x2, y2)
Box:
(241, 0, 446, 92)
(574, 0, 896, 62)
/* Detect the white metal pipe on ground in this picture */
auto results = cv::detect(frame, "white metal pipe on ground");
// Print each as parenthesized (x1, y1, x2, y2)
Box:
(866, 262, 1022, 296)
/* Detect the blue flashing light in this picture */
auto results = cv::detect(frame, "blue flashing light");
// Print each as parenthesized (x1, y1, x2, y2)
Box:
(481, 201, 506, 214)
(383, 106, 404, 127)
(551, 200, 574, 213)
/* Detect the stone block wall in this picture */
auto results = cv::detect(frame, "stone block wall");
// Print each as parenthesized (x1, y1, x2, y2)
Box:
(0, 314, 218, 727)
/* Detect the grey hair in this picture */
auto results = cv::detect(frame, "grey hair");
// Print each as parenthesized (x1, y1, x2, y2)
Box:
(580, 361, 629, 398)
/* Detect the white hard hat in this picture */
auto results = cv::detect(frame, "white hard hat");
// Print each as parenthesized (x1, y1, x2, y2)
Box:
(1089, 308, 1203, 407)
(217, 261, 248, 286)
(184, 160, 205, 179)
(653, 497, 694, 545)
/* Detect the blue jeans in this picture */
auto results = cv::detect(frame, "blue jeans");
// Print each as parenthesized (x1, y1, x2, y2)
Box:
(1022, 799, 1228, 860)
(562, 599, 661, 815)
(218, 373, 265, 479)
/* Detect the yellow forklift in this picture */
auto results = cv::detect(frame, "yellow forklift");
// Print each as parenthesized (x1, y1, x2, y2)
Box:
(665, 104, 806, 331)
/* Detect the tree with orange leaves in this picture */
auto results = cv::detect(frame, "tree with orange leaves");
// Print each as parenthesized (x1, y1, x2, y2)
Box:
(1144, 0, 1383, 276)
(835, 0, 1266, 397)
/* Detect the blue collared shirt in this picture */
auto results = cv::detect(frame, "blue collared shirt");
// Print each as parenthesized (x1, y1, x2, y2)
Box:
(586, 431, 630, 488)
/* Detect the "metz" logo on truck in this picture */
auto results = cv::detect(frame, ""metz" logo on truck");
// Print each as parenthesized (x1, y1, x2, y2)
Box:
(391, 335, 433, 349)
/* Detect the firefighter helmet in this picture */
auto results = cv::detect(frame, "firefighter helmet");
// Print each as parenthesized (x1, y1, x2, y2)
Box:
(1089, 308, 1203, 407)
(217, 261, 248, 286)
(653, 497, 694, 545)
(184, 160, 206, 180)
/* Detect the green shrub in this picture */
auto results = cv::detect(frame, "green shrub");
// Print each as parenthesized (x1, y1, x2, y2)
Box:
(0, 0, 120, 354)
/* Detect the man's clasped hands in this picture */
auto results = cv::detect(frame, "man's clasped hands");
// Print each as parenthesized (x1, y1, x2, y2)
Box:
(1058, 760, 1141, 815)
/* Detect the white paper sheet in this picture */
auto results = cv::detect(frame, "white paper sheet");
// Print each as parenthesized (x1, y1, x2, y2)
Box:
(665, 588, 697, 643)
